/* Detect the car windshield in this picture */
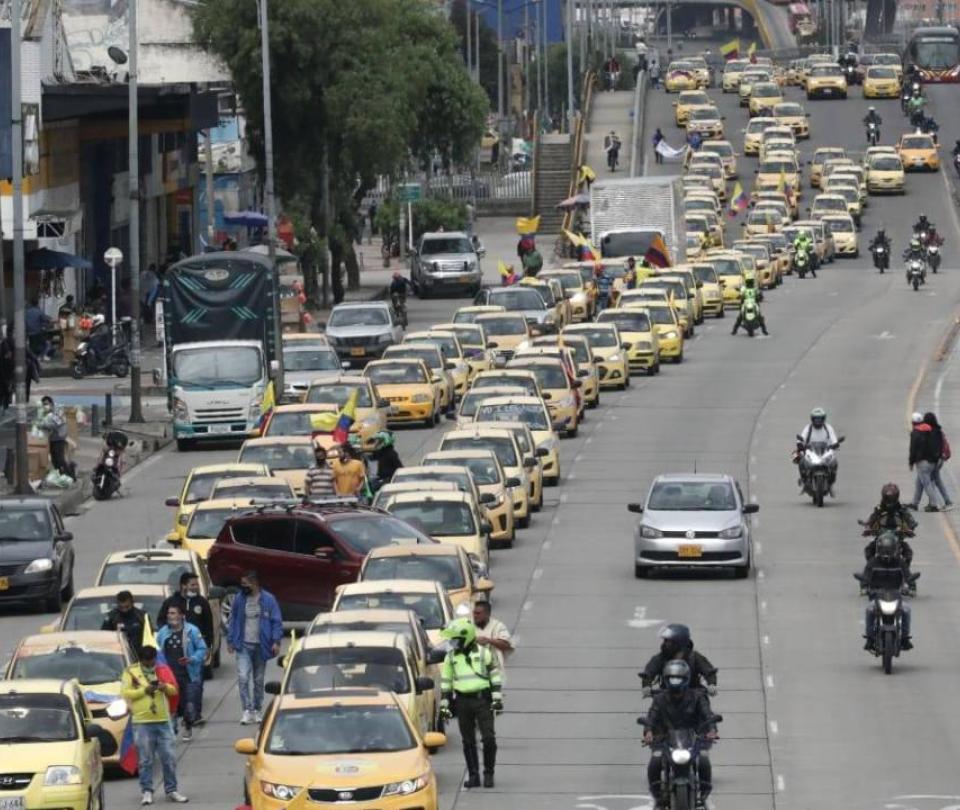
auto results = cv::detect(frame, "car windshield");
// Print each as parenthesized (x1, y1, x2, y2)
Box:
(754, 84, 779, 96)
(811, 64, 842, 76)
(12, 648, 125, 685)
(385, 347, 441, 370)
(472, 375, 537, 395)
(459, 390, 496, 418)
(748, 211, 782, 225)
(832, 187, 857, 201)
(415, 335, 459, 359)
(647, 307, 677, 325)
(685, 199, 714, 213)
(282, 349, 340, 372)
(266, 705, 415, 755)
(747, 119, 774, 133)
(776, 104, 803, 115)
(309, 619, 414, 643)
(366, 363, 427, 384)
(601, 310, 655, 333)
(0, 507, 50, 540)
(815, 150, 845, 164)
(487, 289, 546, 311)
(329, 307, 389, 327)
(442, 435, 518, 467)
(425, 455, 499, 484)
(476, 402, 549, 430)
(914, 37, 960, 70)
(364, 554, 466, 590)
(571, 327, 618, 348)
(725, 62, 746, 74)
(689, 108, 719, 120)
(183, 470, 254, 503)
(421, 237, 473, 255)
(212, 482, 291, 500)
(306, 384, 374, 408)
(337, 592, 446, 628)
(478, 316, 527, 336)
(265, 411, 334, 437)
(394, 470, 474, 495)
(564, 341, 590, 364)
(187, 508, 236, 539)
(648, 480, 738, 511)
(173, 346, 262, 387)
(692, 266, 719, 285)
(327, 513, 431, 554)
(875, 54, 900, 65)
(760, 160, 796, 173)
(825, 218, 854, 232)
(814, 198, 846, 211)
(703, 142, 733, 157)
(711, 258, 740, 276)
(238, 444, 314, 470)
(902, 136, 934, 149)
(0, 694, 77, 743)
(680, 92, 709, 104)
(387, 501, 477, 536)
(100, 560, 191, 588)
(868, 67, 898, 79)
(511, 363, 568, 390)
(546, 273, 581, 291)
(871, 157, 903, 170)
(450, 326, 483, 347)
(63, 596, 166, 632)
(287, 648, 409, 694)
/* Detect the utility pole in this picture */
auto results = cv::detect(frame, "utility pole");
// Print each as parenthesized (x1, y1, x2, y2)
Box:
(524, 0, 530, 115)
(497, 0, 504, 122)
(578, 0, 586, 82)
(566, 0, 575, 131)
(666, 0, 672, 56)
(204, 131, 215, 248)
(543, 0, 550, 123)
(11, 0, 29, 493)
(0, 206, 7, 338)
(127, 0, 144, 423)
(475, 12, 480, 83)
(258, 0, 283, 392)
(466, 0, 473, 78)
(535, 2, 542, 112)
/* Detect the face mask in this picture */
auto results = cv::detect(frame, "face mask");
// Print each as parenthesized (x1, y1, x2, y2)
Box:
(240, 585, 253, 596)
(186, 587, 199, 598)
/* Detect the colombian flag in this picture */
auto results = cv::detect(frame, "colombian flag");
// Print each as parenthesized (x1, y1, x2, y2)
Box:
(720, 38, 740, 60)
(332, 389, 359, 444)
(729, 182, 749, 217)
(498, 260, 519, 285)
(119, 718, 139, 774)
(516, 215, 541, 235)
(643, 234, 672, 268)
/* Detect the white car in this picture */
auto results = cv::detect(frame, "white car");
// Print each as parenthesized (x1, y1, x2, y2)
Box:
(324, 301, 404, 367)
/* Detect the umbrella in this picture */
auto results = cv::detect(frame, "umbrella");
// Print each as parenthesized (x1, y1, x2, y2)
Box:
(556, 193, 590, 210)
(26, 248, 93, 270)
(224, 210, 268, 227)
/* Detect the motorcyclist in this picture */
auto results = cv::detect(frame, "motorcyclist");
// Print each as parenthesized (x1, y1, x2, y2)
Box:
(605, 131, 622, 170)
(640, 624, 718, 696)
(643, 660, 717, 810)
(792, 231, 815, 277)
(907, 91, 925, 124)
(863, 107, 882, 128)
(859, 482, 917, 590)
(953, 139, 960, 159)
(389, 272, 416, 298)
(85, 314, 113, 370)
(730, 273, 768, 336)
(903, 236, 927, 284)
(369, 430, 402, 485)
(862, 531, 913, 652)
(869, 228, 890, 271)
(794, 407, 839, 490)
(593, 263, 613, 310)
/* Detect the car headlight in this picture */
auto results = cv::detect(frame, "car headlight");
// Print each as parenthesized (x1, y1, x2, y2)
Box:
(542, 312, 556, 324)
(383, 773, 430, 796)
(719, 525, 743, 539)
(44, 766, 82, 786)
(411, 393, 432, 403)
(261, 782, 303, 801)
(640, 525, 663, 539)
(538, 437, 558, 452)
(173, 397, 188, 422)
(608, 353, 623, 363)
(664, 331, 679, 340)
(377, 334, 394, 345)
(24, 558, 54, 574)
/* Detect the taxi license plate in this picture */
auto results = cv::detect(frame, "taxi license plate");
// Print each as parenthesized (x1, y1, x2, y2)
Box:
(677, 545, 703, 558)
(460, 276, 473, 283)
(350, 347, 366, 357)
(0, 798, 25, 810)
(0, 576, 8, 591)
(823, 88, 833, 95)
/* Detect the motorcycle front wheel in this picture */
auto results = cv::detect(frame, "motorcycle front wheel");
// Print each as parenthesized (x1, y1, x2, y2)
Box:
(113, 360, 129, 378)
(71, 361, 84, 380)
(882, 629, 895, 674)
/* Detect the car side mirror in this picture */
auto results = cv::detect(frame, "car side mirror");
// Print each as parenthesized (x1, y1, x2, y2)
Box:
(578, 369, 590, 378)
(415, 676, 435, 694)
(445, 361, 457, 370)
(627, 502, 644, 514)
(523, 457, 537, 469)
(235, 738, 258, 755)
(167, 536, 182, 547)
(341, 361, 351, 371)
(536, 447, 549, 458)
(541, 392, 552, 400)
(57, 532, 73, 542)
(432, 375, 442, 384)
(505, 477, 521, 488)
(165, 497, 180, 507)
(276, 655, 286, 668)
(264, 681, 282, 695)
(378, 398, 390, 409)
(486, 341, 499, 349)
(85, 722, 118, 757)
(621, 342, 632, 350)
(475, 576, 495, 593)
(481, 520, 493, 534)
(571, 379, 582, 389)
(743, 503, 760, 514)
(423, 731, 447, 751)
(479, 492, 496, 505)
(427, 646, 447, 665)
(478, 247, 487, 258)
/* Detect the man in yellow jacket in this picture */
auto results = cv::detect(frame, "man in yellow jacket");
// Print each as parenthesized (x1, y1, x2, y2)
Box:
(121, 645, 188, 805)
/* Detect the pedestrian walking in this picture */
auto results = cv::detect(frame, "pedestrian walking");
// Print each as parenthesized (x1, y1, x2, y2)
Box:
(102, 590, 148, 654)
(649, 61, 661, 89)
(439, 617, 503, 789)
(924, 411, 954, 510)
(908, 411, 944, 511)
(331, 443, 367, 497)
(121, 645, 188, 805)
(305, 440, 336, 498)
(653, 128, 665, 164)
(25, 297, 52, 359)
(156, 605, 207, 741)
(472, 597, 515, 673)
(465, 201, 476, 239)
(226, 570, 283, 725)
(157, 572, 216, 655)
(37, 395, 73, 478)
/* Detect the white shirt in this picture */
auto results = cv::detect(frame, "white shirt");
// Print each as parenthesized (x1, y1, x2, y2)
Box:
(799, 422, 838, 446)
(475, 616, 514, 671)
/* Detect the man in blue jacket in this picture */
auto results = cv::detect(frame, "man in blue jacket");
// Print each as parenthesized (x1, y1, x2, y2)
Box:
(226, 570, 283, 725)
(156, 604, 207, 741)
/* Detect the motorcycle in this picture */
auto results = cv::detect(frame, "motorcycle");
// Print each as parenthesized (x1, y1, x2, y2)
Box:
(795, 436, 844, 507)
(871, 244, 889, 273)
(866, 121, 880, 146)
(92, 430, 128, 501)
(843, 63, 858, 85)
(741, 301, 761, 337)
(639, 716, 723, 810)
(926, 242, 941, 273)
(390, 291, 408, 328)
(855, 528, 919, 597)
(794, 248, 811, 279)
(72, 327, 129, 379)
(857, 564, 912, 675)
(907, 257, 925, 291)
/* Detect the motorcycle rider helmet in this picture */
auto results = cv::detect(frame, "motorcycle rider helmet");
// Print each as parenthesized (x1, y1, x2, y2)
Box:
(910, 237, 921, 250)
(743, 270, 756, 288)
(440, 616, 477, 651)
(868, 106, 875, 112)
(810, 407, 826, 428)
(880, 482, 900, 508)
(91, 314, 105, 328)
(373, 430, 394, 450)
(658, 623, 691, 658)
(662, 660, 691, 694)
(876, 531, 899, 561)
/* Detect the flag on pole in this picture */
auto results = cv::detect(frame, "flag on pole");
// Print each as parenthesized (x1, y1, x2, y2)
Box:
(257, 380, 277, 433)
(655, 140, 688, 161)
(515, 215, 540, 235)
(332, 389, 359, 444)
(720, 38, 740, 60)
(729, 182, 749, 217)
(643, 234, 672, 268)
(119, 719, 139, 774)
(748, 41, 757, 57)
(498, 260, 519, 285)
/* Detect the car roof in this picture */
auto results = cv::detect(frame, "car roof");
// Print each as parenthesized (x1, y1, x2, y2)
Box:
(275, 689, 400, 710)
(188, 463, 268, 476)
(338, 579, 442, 595)
(655, 472, 735, 482)
(473, 394, 545, 407)
(307, 376, 369, 386)
(0, 497, 52, 509)
(366, 543, 464, 559)
(310, 608, 419, 626)
(395, 465, 476, 478)
(271, 403, 337, 413)
(14, 631, 126, 654)
(191, 497, 260, 512)
(0, 678, 83, 696)
(212, 476, 292, 489)
(295, 631, 410, 653)
(424, 449, 499, 462)
(102, 548, 194, 564)
(377, 481, 459, 496)
(385, 490, 472, 506)
(73, 584, 170, 598)
(332, 301, 390, 310)
(240, 436, 314, 447)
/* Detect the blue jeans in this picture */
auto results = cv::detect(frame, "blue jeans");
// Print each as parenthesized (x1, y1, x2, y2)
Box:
(932, 463, 953, 505)
(911, 460, 943, 508)
(173, 679, 203, 728)
(134, 722, 178, 794)
(236, 644, 266, 712)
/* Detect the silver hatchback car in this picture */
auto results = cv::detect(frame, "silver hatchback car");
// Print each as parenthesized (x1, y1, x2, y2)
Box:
(628, 473, 757, 579)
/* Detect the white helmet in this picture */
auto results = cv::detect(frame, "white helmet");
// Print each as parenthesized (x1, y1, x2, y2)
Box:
(92, 314, 105, 328)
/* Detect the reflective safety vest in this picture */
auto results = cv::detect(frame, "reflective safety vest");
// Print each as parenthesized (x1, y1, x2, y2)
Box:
(441, 644, 503, 696)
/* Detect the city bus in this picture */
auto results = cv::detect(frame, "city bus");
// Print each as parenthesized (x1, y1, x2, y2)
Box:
(905, 25, 960, 82)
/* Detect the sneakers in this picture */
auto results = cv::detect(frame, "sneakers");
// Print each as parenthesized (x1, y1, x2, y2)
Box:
(253, 710, 263, 724)
(181, 727, 193, 741)
(240, 710, 254, 725)
(944, 502, 955, 511)
(924, 505, 940, 512)
(906, 503, 919, 511)
(166, 792, 189, 803)
(141, 791, 154, 806)
(902, 637, 914, 651)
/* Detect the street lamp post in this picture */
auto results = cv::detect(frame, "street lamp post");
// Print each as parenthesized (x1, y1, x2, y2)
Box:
(104, 248, 123, 341)
(497, 0, 504, 122)
(566, 0, 575, 131)
(127, 0, 144, 422)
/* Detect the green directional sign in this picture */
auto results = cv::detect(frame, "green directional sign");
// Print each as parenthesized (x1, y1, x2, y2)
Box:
(398, 183, 422, 202)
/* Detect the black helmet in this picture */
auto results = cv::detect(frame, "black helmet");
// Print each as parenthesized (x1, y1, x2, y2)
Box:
(880, 482, 900, 508)
(876, 530, 899, 561)
(663, 660, 691, 693)
(658, 623, 691, 657)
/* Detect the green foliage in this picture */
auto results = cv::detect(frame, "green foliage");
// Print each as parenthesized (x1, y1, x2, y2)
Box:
(375, 198, 467, 243)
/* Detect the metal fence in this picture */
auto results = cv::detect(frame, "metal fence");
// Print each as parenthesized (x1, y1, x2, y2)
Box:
(366, 170, 532, 205)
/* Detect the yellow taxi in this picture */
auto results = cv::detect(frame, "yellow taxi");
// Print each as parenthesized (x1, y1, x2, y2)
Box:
(700, 139, 738, 179)
(743, 208, 785, 237)
(383, 343, 454, 412)
(182, 498, 254, 558)
(453, 304, 505, 324)
(637, 277, 694, 336)
(364, 358, 441, 428)
(558, 333, 600, 408)
(540, 268, 595, 322)
(748, 82, 784, 117)
(753, 198, 791, 226)
(422, 451, 516, 547)
(476, 420, 544, 511)
(685, 195, 721, 223)
(873, 52, 904, 79)
(685, 262, 725, 318)
(360, 543, 493, 616)
(236, 436, 315, 495)
(235, 690, 446, 810)
(51, 585, 171, 633)
(743, 116, 778, 156)
(403, 330, 471, 399)
(595, 307, 660, 375)
(685, 105, 724, 139)
(897, 132, 940, 171)
(866, 152, 906, 194)
(519, 278, 569, 330)
(439, 427, 533, 525)
(862, 145, 898, 167)
(810, 147, 847, 187)
(470, 368, 543, 399)
(721, 58, 748, 91)
(452, 384, 527, 429)
(738, 69, 773, 106)
(821, 213, 859, 256)
(772, 101, 810, 138)
(751, 233, 793, 278)
(562, 322, 630, 391)
(505, 357, 581, 438)
(684, 214, 714, 249)
(863, 65, 901, 98)
(640, 301, 685, 363)
(689, 162, 726, 199)
(754, 188, 797, 218)
(431, 322, 494, 377)
(686, 232, 707, 259)
(757, 152, 801, 190)
(0, 678, 116, 810)
(706, 251, 747, 309)
(657, 269, 705, 321)
(210, 475, 295, 502)
(809, 193, 849, 221)
(686, 55, 712, 88)
(805, 62, 848, 99)
(332, 580, 455, 647)
(732, 241, 776, 288)
(786, 58, 805, 85)
(303, 375, 388, 450)
(824, 170, 867, 205)
(475, 312, 531, 366)
(164, 462, 269, 544)
(4, 632, 132, 767)
(471, 393, 561, 484)
(824, 183, 863, 224)
(259, 403, 338, 445)
(381, 491, 490, 566)
(664, 61, 699, 92)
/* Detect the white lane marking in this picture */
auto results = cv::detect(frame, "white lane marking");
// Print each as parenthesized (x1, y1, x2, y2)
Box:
(770, 394, 777, 402)
(766, 674, 775, 688)
(753, 517, 760, 529)
(941, 166, 960, 239)
(585, 437, 593, 445)
(757, 568, 765, 580)
(533, 567, 543, 580)
(552, 515, 561, 526)
(522, 599, 534, 611)
(769, 720, 779, 735)
(750, 473, 757, 483)
(755, 541, 762, 555)
(873, 330, 895, 340)
(560, 493, 569, 503)
(543, 540, 552, 550)
(777, 775, 786, 792)
(760, 600, 767, 613)
(763, 635, 770, 646)
(750, 455, 757, 464)
(628, 605, 664, 630)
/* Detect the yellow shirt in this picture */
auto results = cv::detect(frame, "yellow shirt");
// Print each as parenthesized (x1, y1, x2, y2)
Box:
(121, 664, 178, 724)
(331, 457, 366, 496)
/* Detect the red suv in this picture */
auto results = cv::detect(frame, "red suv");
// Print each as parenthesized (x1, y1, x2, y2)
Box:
(207, 503, 436, 621)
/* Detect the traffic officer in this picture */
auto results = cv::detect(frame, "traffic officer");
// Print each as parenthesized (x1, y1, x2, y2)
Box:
(439, 617, 503, 789)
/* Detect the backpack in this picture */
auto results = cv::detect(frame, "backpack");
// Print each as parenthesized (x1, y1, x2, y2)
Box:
(943, 434, 952, 461)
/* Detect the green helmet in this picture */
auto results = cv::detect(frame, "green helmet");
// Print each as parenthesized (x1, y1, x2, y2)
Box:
(810, 407, 826, 427)
(911, 237, 921, 249)
(374, 430, 394, 449)
(440, 617, 476, 648)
